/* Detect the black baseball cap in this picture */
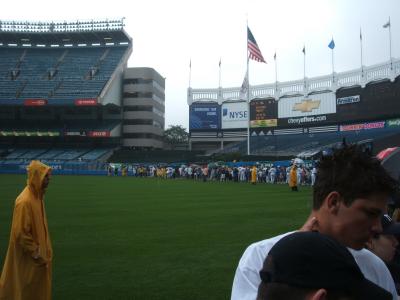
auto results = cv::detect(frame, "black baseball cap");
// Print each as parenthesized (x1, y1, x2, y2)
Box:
(259, 231, 392, 300)
(382, 214, 400, 235)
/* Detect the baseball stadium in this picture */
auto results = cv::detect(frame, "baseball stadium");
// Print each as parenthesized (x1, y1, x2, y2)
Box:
(0, 17, 400, 300)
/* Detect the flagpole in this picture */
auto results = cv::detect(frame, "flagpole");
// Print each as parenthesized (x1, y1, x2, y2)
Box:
(219, 58, 222, 87)
(246, 26, 251, 156)
(274, 51, 278, 91)
(189, 59, 192, 88)
(303, 45, 306, 87)
(360, 28, 364, 76)
(389, 17, 393, 69)
(331, 40, 334, 78)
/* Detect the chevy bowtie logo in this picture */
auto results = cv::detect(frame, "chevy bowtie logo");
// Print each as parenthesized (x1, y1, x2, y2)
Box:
(293, 99, 321, 112)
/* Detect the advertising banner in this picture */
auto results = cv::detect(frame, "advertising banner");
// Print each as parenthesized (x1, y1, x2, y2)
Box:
(278, 93, 336, 119)
(387, 118, 400, 127)
(87, 131, 110, 137)
(250, 99, 278, 128)
(336, 80, 400, 122)
(221, 102, 248, 129)
(0, 131, 60, 136)
(64, 131, 87, 136)
(189, 104, 220, 130)
(337, 95, 360, 105)
(75, 98, 98, 106)
(24, 99, 47, 106)
(340, 121, 385, 132)
(278, 114, 337, 127)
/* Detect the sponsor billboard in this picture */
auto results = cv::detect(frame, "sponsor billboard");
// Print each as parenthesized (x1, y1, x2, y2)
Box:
(75, 98, 97, 106)
(387, 118, 400, 127)
(336, 79, 400, 122)
(278, 93, 336, 118)
(340, 121, 385, 132)
(24, 99, 47, 106)
(278, 114, 337, 127)
(64, 131, 87, 136)
(0, 131, 60, 136)
(250, 99, 278, 128)
(337, 95, 360, 105)
(221, 102, 248, 129)
(87, 131, 110, 137)
(189, 104, 220, 130)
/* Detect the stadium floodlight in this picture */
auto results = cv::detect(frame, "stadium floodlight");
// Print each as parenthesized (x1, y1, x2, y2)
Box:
(78, 43, 87, 47)
(105, 42, 114, 46)
(36, 44, 46, 47)
(64, 44, 73, 47)
(7, 43, 17, 46)
(22, 44, 31, 47)
(91, 43, 101, 46)
(50, 44, 60, 47)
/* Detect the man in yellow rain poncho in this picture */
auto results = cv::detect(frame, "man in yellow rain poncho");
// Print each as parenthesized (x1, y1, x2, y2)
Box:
(251, 166, 257, 185)
(289, 164, 298, 191)
(0, 160, 53, 300)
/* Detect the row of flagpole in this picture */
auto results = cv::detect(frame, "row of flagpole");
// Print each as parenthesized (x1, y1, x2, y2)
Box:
(188, 17, 394, 155)
(189, 17, 393, 89)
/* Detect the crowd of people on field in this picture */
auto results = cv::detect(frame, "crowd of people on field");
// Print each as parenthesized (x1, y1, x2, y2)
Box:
(106, 162, 318, 186)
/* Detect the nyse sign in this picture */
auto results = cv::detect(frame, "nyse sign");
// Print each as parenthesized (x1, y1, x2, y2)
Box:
(221, 102, 248, 129)
(223, 109, 247, 120)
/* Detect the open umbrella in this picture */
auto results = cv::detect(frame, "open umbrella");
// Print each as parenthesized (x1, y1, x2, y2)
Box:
(377, 147, 400, 181)
(293, 158, 305, 166)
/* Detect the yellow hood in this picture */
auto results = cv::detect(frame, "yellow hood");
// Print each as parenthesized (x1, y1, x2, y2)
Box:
(26, 160, 51, 196)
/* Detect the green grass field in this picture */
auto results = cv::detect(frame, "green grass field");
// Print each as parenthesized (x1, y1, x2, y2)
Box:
(0, 174, 312, 299)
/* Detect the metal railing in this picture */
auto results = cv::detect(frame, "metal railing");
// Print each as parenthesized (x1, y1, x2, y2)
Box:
(188, 58, 400, 105)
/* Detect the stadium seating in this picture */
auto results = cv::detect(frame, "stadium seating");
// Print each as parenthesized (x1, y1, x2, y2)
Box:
(18, 149, 49, 159)
(5, 149, 29, 159)
(219, 126, 400, 156)
(0, 46, 128, 101)
(80, 148, 112, 161)
(38, 149, 66, 160)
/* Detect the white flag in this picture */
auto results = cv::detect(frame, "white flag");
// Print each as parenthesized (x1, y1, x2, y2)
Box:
(239, 71, 249, 100)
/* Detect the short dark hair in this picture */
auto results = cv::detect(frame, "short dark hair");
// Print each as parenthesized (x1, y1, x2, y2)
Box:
(313, 145, 398, 210)
(257, 282, 355, 300)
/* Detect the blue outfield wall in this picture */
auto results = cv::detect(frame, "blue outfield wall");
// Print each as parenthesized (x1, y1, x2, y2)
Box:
(0, 161, 108, 176)
(0, 159, 315, 176)
(0, 169, 108, 176)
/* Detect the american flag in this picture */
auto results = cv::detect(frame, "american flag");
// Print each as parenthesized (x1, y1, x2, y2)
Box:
(247, 27, 266, 63)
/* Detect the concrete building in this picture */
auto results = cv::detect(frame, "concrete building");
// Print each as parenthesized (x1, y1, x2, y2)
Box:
(123, 67, 165, 149)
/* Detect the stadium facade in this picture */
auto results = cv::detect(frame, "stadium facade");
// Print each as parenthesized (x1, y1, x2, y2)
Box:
(188, 58, 400, 156)
(0, 19, 165, 166)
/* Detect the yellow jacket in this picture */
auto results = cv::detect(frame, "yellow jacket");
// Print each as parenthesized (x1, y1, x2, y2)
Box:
(289, 166, 298, 187)
(251, 167, 257, 183)
(0, 161, 53, 300)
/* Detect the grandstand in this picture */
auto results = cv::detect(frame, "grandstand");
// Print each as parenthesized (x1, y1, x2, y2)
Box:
(0, 19, 166, 173)
(188, 59, 400, 158)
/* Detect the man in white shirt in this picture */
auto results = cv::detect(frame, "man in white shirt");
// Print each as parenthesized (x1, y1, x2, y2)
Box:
(311, 166, 317, 186)
(231, 146, 399, 300)
(257, 231, 392, 300)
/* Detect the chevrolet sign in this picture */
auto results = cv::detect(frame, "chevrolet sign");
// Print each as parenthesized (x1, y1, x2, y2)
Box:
(292, 99, 321, 113)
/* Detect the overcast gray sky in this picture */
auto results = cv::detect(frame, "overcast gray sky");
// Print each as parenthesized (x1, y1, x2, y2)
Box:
(1, 0, 399, 129)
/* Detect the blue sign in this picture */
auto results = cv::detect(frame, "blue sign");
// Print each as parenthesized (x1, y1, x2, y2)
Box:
(190, 104, 220, 130)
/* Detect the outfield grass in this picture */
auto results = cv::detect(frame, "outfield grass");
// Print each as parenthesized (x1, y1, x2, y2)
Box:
(0, 175, 312, 299)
